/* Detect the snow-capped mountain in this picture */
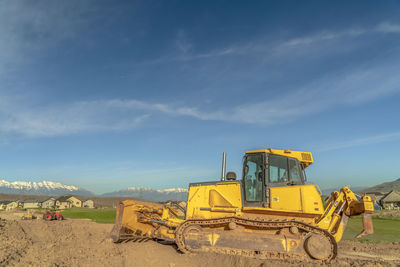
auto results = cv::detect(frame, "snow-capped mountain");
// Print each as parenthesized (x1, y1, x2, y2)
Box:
(0, 180, 93, 196)
(101, 187, 188, 201)
(0, 179, 186, 200)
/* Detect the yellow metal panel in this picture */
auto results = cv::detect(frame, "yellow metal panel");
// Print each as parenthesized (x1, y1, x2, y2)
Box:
(246, 148, 313, 167)
(186, 182, 242, 219)
(270, 186, 302, 212)
(268, 185, 323, 214)
(209, 189, 233, 207)
(300, 185, 324, 215)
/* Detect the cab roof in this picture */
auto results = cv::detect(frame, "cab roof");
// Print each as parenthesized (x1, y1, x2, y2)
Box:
(246, 148, 313, 168)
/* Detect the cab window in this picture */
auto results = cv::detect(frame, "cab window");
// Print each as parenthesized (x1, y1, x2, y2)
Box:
(243, 154, 263, 202)
(269, 155, 303, 184)
(269, 154, 288, 183)
(289, 158, 301, 182)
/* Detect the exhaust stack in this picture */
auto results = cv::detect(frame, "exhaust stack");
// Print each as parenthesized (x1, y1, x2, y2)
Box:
(221, 152, 226, 181)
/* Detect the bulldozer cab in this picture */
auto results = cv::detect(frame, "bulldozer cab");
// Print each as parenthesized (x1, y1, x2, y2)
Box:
(242, 149, 308, 207)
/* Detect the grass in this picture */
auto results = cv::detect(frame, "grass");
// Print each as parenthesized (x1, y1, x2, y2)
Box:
(342, 216, 400, 243)
(61, 207, 116, 224)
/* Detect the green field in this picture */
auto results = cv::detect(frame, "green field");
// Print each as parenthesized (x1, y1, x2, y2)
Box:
(342, 216, 400, 243)
(61, 207, 116, 224)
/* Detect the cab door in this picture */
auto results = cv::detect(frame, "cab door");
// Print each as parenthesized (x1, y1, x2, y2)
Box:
(267, 154, 304, 212)
(242, 153, 266, 207)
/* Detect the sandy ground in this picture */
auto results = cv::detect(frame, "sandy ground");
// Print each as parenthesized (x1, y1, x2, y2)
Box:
(0, 213, 399, 267)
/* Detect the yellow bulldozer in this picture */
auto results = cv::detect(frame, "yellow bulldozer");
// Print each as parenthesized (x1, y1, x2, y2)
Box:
(111, 148, 374, 261)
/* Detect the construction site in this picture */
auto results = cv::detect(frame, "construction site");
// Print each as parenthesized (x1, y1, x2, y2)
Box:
(1, 1, 400, 266)
(0, 149, 399, 266)
(0, 210, 399, 266)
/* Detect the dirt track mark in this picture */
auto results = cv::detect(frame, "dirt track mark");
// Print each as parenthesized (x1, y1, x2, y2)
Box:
(340, 250, 400, 261)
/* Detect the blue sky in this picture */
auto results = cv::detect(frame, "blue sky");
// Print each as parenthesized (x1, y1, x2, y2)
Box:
(1, 1, 400, 194)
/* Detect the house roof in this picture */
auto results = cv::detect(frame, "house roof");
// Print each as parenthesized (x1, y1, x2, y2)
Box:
(40, 197, 55, 203)
(22, 199, 40, 203)
(364, 191, 386, 196)
(56, 195, 72, 202)
(380, 190, 400, 203)
(56, 195, 81, 202)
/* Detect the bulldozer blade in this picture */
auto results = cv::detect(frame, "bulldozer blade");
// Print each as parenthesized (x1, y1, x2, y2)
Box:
(110, 202, 125, 242)
(110, 201, 152, 242)
(110, 199, 180, 243)
(355, 213, 374, 238)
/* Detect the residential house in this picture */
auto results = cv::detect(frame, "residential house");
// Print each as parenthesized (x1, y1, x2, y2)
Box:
(0, 201, 19, 211)
(55, 196, 71, 209)
(55, 196, 82, 209)
(7, 201, 19, 210)
(21, 199, 40, 209)
(82, 199, 94, 208)
(67, 196, 82, 207)
(40, 197, 55, 209)
(380, 190, 400, 209)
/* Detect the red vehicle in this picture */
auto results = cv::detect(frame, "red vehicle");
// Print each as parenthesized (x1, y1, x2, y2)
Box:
(43, 211, 64, 221)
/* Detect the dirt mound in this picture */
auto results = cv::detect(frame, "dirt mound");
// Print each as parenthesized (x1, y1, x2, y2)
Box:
(0, 217, 399, 267)
(0, 217, 125, 266)
(0, 219, 32, 266)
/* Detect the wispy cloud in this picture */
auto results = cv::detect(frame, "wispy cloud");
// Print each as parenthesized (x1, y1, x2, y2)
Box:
(282, 29, 366, 47)
(144, 21, 400, 66)
(317, 131, 400, 152)
(280, 21, 400, 48)
(2, 57, 398, 139)
(175, 30, 193, 54)
(1, 7, 400, 140)
(176, 61, 399, 124)
(0, 0, 94, 78)
(375, 22, 400, 33)
(0, 99, 150, 138)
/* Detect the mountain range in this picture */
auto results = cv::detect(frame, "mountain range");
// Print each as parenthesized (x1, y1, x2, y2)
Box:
(361, 178, 400, 193)
(319, 178, 400, 195)
(0, 179, 187, 201)
(0, 180, 93, 196)
(0, 178, 398, 201)
(101, 187, 188, 202)
(320, 186, 368, 196)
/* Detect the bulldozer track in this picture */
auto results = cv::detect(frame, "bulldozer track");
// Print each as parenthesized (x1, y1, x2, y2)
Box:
(175, 216, 337, 262)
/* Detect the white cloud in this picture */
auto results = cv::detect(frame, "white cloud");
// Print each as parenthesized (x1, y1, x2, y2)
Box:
(282, 29, 366, 47)
(187, 62, 400, 124)
(105, 99, 203, 118)
(175, 30, 193, 54)
(375, 22, 400, 33)
(0, 57, 398, 139)
(151, 21, 400, 66)
(0, 0, 93, 78)
(0, 100, 149, 138)
(317, 131, 400, 152)
(1, 7, 399, 140)
(281, 22, 400, 48)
